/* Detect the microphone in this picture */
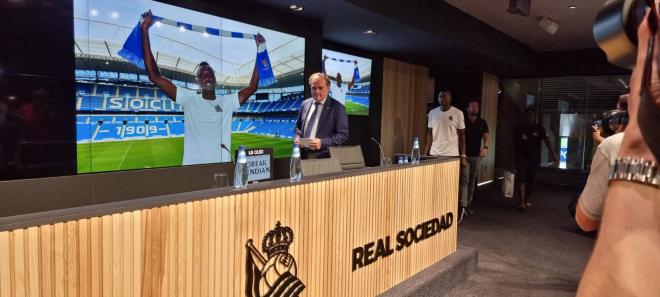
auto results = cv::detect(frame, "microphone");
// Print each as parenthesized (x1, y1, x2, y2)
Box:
(370, 137, 387, 166)
(221, 143, 234, 164)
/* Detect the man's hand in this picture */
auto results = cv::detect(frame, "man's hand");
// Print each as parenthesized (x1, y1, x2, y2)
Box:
(576, 8, 660, 297)
(479, 147, 488, 158)
(460, 156, 469, 167)
(592, 125, 604, 145)
(255, 33, 266, 46)
(140, 10, 155, 31)
(615, 12, 658, 162)
(293, 137, 300, 146)
(309, 138, 322, 150)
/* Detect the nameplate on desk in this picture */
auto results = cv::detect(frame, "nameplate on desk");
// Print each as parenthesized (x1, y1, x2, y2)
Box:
(245, 148, 273, 182)
(351, 212, 454, 272)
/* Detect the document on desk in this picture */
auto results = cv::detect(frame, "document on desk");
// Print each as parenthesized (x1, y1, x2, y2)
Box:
(299, 138, 313, 148)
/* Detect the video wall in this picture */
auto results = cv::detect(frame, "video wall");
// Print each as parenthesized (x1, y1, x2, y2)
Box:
(74, 0, 305, 173)
(321, 49, 372, 116)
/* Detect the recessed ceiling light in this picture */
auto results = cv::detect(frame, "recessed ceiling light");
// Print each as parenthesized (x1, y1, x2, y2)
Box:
(288, 5, 303, 12)
(568, 5, 577, 9)
(363, 29, 377, 35)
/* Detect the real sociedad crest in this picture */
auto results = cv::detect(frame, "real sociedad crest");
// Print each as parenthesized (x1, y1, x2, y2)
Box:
(261, 58, 271, 70)
(245, 221, 305, 297)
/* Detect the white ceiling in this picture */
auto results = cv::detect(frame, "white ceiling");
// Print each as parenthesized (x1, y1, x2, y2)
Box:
(445, 0, 608, 52)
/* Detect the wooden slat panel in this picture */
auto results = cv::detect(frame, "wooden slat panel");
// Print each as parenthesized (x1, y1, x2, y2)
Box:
(381, 58, 430, 156)
(481, 72, 499, 182)
(0, 161, 458, 297)
(0, 231, 11, 297)
(89, 218, 101, 297)
(39, 225, 53, 297)
(26, 227, 40, 297)
(101, 216, 112, 297)
(132, 211, 141, 297)
(78, 220, 90, 297)
(13, 229, 26, 297)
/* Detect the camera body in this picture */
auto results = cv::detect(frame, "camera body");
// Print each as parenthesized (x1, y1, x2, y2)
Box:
(594, 0, 650, 69)
(594, 109, 629, 138)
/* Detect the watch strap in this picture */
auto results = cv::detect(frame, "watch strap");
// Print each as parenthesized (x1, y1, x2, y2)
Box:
(609, 157, 659, 188)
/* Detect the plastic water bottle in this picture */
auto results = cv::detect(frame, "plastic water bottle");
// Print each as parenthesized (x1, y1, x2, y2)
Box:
(290, 144, 302, 182)
(233, 145, 248, 189)
(411, 137, 421, 164)
(398, 156, 403, 164)
(403, 156, 409, 164)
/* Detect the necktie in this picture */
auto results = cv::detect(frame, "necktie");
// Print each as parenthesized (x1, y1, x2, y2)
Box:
(304, 102, 321, 138)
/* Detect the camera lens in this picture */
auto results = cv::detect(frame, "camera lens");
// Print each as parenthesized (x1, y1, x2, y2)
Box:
(594, 0, 650, 69)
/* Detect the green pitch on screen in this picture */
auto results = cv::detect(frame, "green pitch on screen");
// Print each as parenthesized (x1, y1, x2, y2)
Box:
(77, 133, 293, 174)
(345, 101, 368, 116)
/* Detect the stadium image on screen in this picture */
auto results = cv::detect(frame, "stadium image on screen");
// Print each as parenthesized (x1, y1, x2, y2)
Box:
(321, 49, 372, 116)
(74, 0, 305, 173)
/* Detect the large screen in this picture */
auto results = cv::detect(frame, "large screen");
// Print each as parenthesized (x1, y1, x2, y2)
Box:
(74, 0, 304, 173)
(321, 49, 372, 116)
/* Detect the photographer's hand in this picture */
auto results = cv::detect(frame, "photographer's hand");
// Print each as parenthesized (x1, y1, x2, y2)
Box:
(577, 7, 660, 297)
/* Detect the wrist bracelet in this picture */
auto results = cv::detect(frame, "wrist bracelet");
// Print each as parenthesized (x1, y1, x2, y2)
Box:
(609, 157, 659, 188)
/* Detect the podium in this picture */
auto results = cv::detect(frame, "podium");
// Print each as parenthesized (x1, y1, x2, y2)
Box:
(0, 158, 459, 296)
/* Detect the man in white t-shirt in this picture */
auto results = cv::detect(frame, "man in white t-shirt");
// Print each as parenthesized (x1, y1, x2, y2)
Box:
(576, 110, 628, 231)
(324, 56, 356, 105)
(425, 89, 469, 223)
(140, 11, 261, 165)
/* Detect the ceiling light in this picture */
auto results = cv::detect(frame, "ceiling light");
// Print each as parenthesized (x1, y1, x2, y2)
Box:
(111, 12, 119, 19)
(363, 29, 377, 35)
(568, 5, 577, 9)
(90, 9, 98, 17)
(288, 5, 303, 12)
(538, 16, 559, 34)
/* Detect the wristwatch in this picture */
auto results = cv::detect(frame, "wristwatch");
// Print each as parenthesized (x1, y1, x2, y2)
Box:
(609, 157, 659, 188)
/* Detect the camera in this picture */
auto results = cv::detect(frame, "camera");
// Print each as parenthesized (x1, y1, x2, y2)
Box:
(593, 0, 651, 69)
(593, 109, 629, 137)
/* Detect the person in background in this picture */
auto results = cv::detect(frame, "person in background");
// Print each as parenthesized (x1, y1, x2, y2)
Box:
(512, 108, 559, 211)
(424, 89, 469, 223)
(322, 55, 356, 106)
(140, 10, 260, 165)
(576, 110, 628, 231)
(592, 94, 628, 146)
(464, 100, 490, 215)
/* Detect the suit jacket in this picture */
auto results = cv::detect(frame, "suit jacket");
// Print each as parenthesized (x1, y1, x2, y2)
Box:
(294, 96, 349, 158)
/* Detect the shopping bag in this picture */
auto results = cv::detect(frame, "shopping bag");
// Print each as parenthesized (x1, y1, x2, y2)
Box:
(502, 171, 515, 199)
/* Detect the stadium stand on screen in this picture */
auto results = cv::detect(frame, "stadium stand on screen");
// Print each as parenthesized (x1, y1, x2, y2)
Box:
(74, 0, 305, 173)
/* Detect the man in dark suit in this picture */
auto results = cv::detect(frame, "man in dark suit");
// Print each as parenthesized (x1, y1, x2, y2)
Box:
(294, 73, 349, 158)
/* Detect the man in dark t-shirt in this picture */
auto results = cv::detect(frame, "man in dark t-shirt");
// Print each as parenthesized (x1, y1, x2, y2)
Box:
(464, 101, 489, 215)
(513, 109, 559, 211)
